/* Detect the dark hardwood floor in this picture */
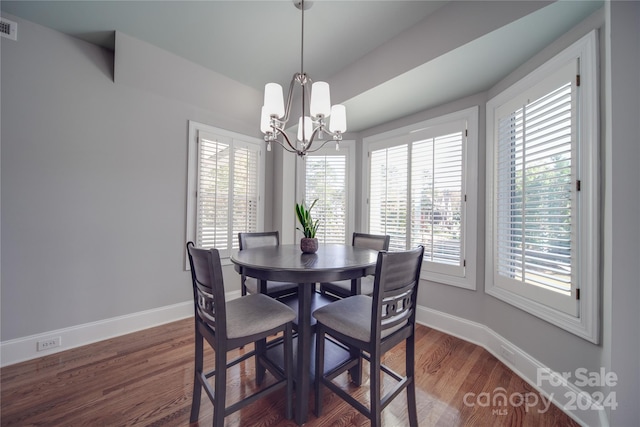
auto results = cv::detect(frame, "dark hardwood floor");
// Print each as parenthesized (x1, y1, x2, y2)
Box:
(1, 318, 579, 426)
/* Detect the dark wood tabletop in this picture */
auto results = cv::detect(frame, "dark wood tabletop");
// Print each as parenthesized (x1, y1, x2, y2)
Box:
(230, 243, 378, 425)
(231, 243, 379, 282)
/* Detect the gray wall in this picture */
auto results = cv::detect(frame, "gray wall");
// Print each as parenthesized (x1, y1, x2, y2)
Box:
(0, 15, 262, 340)
(603, 2, 640, 424)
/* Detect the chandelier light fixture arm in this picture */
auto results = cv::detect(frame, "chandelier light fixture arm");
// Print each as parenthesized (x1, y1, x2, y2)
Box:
(260, 0, 347, 157)
(271, 123, 335, 157)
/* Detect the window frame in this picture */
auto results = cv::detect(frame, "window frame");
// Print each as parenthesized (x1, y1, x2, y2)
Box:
(185, 121, 265, 268)
(485, 31, 599, 343)
(296, 140, 356, 244)
(362, 107, 478, 290)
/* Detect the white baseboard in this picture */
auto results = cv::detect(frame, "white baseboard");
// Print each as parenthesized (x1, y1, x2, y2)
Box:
(0, 301, 193, 367)
(416, 306, 609, 427)
(0, 291, 246, 368)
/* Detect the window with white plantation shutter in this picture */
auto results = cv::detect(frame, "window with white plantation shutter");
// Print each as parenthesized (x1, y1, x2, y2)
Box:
(369, 145, 408, 252)
(232, 144, 260, 249)
(186, 121, 264, 263)
(365, 107, 478, 288)
(196, 133, 230, 250)
(495, 70, 576, 316)
(300, 142, 355, 244)
(486, 31, 599, 342)
(304, 155, 347, 244)
(411, 126, 464, 271)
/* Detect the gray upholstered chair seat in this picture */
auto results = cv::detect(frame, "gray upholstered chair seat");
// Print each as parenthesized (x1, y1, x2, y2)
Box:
(312, 295, 404, 343)
(244, 277, 298, 296)
(320, 276, 375, 297)
(226, 294, 296, 339)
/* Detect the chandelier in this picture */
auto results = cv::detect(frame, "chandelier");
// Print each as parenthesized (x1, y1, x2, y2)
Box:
(260, 0, 347, 157)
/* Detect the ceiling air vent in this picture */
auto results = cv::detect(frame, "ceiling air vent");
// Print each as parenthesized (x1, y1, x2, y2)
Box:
(0, 17, 17, 41)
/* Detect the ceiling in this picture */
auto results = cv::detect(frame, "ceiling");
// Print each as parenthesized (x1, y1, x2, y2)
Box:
(1, 0, 602, 132)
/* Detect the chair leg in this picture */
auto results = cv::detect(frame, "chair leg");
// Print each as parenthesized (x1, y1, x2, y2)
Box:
(348, 347, 362, 386)
(255, 337, 267, 385)
(406, 335, 418, 427)
(190, 331, 203, 423)
(284, 324, 293, 420)
(241, 276, 248, 296)
(370, 352, 382, 427)
(213, 343, 227, 427)
(314, 326, 326, 417)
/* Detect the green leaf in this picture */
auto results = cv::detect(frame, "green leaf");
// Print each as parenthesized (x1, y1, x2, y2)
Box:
(294, 199, 320, 238)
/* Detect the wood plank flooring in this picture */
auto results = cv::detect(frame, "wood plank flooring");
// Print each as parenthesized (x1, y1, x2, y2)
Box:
(1, 318, 579, 426)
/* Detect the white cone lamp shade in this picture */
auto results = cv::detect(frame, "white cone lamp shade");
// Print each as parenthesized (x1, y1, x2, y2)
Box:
(297, 116, 313, 143)
(264, 83, 285, 118)
(329, 105, 347, 133)
(310, 82, 331, 118)
(260, 106, 272, 134)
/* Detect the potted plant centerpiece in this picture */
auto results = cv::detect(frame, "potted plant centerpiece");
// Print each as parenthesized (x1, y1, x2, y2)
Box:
(295, 199, 320, 254)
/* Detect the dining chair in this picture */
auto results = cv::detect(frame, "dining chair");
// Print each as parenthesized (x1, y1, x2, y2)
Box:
(238, 231, 299, 298)
(319, 232, 390, 299)
(313, 245, 424, 427)
(186, 242, 296, 426)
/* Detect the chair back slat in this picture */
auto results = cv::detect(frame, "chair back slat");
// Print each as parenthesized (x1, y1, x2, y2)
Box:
(372, 246, 424, 338)
(195, 283, 217, 327)
(352, 233, 390, 252)
(239, 231, 279, 250)
(186, 242, 226, 335)
(381, 285, 415, 331)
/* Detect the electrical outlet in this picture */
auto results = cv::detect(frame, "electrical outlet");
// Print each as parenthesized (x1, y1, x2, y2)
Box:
(37, 336, 61, 352)
(500, 344, 516, 365)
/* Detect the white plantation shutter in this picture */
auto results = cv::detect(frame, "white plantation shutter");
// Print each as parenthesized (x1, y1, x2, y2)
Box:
(411, 128, 464, 269)
(197, 132, 230, 250)
(368, 120, 467, 278)
(232, 143, 260, 249)
(304, 155, 347, 244)
(494, 60, 577, 316)
(365, 107, 478, 289)
(187, 122, 264, 261)
(369, 145, 409, 251)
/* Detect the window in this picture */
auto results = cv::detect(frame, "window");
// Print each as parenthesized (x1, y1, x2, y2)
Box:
(298, 141, 355, 244)
(186, 121, 265, 263)
(364, 108, 478, 289)
(486, 31, 599, 342)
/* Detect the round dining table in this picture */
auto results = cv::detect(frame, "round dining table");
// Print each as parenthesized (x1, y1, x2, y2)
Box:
(231, 243, 379, 425)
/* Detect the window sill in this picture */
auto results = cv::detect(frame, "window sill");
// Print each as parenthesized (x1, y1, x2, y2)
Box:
(421, 267, 476, 290)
